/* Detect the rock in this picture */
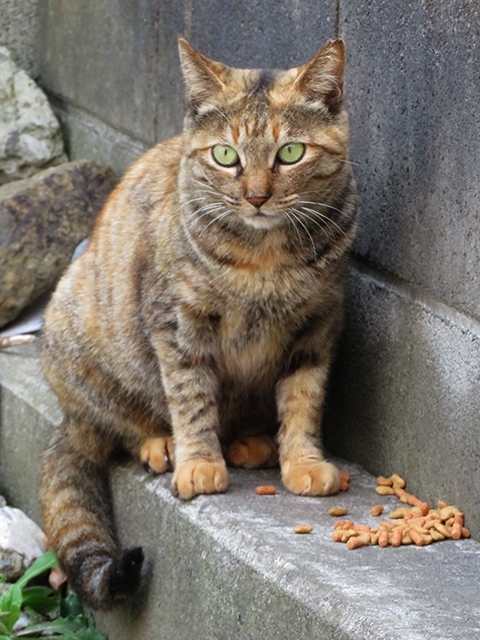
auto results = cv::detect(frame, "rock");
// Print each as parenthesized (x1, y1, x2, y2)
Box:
(0, 506, 46, 581)
(0, 47, 67, 185)
(0, 160, 117, 327)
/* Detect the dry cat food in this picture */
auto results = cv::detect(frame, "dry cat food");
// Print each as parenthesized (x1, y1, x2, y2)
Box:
(294, 525, 313, 534)
(333, 474, 470, 549)
(328, 507, 349, 516)
(255, 485, 276, 495)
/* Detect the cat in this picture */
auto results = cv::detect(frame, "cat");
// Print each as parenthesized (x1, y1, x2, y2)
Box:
(39, 36, 358, 610)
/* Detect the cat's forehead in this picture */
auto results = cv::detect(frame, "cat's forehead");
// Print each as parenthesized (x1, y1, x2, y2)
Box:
(195, 68, 307, 143)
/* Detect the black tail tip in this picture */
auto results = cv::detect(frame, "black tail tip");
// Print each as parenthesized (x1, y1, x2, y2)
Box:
(109, 546, 144, 600)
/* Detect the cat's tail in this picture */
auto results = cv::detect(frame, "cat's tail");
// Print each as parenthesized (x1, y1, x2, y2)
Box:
(39, 422, 144, 610)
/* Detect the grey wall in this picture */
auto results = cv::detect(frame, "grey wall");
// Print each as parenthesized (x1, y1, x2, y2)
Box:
(15, 1, 480, 535)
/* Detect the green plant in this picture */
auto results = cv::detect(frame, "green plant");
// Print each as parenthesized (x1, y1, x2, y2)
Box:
(0, 551, 106, 639)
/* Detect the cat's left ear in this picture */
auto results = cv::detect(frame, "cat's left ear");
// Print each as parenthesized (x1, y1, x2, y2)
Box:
(293, 39, 346, 112)
(178, 37, 228, 110)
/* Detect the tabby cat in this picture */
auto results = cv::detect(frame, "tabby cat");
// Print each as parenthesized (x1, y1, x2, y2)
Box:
(39, 37, 358, 609)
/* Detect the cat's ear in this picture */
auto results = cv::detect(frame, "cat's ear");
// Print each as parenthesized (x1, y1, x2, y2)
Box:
(292, 39, 346, 111)
(178, 37, 227, 110)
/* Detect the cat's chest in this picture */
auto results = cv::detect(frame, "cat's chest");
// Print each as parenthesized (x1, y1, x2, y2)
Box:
(217, 296, 295, 381)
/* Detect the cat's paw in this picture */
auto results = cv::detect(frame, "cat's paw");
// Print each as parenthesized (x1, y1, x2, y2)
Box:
(140, 437, 175, 474)
(226, 435, 279, 469)
(171, 459, 228, 500)
(281, 460, 340, 496)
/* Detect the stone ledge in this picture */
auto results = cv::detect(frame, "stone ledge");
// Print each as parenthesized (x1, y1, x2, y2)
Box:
(1, 345, 479, 639)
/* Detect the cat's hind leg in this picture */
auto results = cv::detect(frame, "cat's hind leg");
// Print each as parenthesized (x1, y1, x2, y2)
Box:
(225, 435, 279, 469)
(140, 436, 175, 473)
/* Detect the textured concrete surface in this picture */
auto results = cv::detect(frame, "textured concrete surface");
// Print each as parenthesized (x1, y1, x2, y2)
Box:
(0, 0, 38, 77)
(325, 260, 480, 538)
(0, 345, 479, 639)
(341, 0, 480, 321)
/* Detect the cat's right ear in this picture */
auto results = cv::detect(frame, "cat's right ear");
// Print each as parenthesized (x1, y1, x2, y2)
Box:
(178, 37, 226, 111)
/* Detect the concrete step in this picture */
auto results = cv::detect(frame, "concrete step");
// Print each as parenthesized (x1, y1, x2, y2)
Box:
(1, 344, 479, 640)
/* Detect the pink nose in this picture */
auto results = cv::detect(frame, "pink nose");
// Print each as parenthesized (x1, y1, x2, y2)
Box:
(245, 195, 270, 208)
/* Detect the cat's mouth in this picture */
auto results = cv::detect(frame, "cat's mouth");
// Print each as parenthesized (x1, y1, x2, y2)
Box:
(241, 209, 284, 230)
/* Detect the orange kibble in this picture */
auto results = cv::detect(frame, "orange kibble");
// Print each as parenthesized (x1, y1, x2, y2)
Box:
(389, 528, 403, 547)
(453, 512, 464, 527)
(339, 470, 351, 483)
(294, 525, 313, 534)
(370, 505, 384, 517)
(390, 474, 406, 489)
(376, 485, 395, 496)
(353, 524, 371, 532)
(347, 532, 370, 549)
(255, 485, 276, 495)
(376, 476, 394, 486)
(339, 479, 350, 491)
(409, 529, 425, 546)
(451, 523, 462, 540)
(462, 527, 471, 539)
(378, 530, 389, 547)
(328, 507, 349, 517)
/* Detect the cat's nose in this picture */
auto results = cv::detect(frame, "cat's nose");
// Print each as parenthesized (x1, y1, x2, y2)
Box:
(245, 195, 270, 208)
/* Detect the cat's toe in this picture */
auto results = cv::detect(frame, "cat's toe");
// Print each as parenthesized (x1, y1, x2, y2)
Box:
(171, 459, 228, 500)
(282, 460, 340, 496)
(226, 435, 279, 469)
(140, 437, 174, 474)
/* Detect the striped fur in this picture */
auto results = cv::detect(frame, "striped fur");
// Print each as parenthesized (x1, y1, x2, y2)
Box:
(39, 37, 358, 608)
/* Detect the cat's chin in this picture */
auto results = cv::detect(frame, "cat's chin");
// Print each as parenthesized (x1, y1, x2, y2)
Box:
(241, 213, 285, 230)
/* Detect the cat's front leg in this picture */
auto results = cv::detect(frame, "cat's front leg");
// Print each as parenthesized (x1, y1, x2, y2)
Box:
(153, 333, 227, 500)
(276, 339, 340, 497)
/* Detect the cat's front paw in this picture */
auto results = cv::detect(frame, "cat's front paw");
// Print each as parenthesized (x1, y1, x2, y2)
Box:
(140, 437, 175, 474)
(171, 459, 228, 500)
(281, 459, 340, 496)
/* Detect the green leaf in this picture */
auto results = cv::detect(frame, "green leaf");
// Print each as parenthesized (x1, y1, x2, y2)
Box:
(21, 587, 60, 617)
(16, 551, 58, 590)
(0, 583, 22, 633)
(0, 634, 10, 640)
(59, 593, 84, 619)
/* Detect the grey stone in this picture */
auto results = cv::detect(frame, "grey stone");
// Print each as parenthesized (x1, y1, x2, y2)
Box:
(340, 0, 480, 321)
(0, 160, 117, 327)
(325, 261, 480, 538)
(1, 345, 480, 639)
(0, 46, 67, 185)
(0, 0, 39, 77)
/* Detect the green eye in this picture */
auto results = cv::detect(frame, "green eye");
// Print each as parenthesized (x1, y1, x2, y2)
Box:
(277, 142, 306, 164)
(212, 144, 240, 167)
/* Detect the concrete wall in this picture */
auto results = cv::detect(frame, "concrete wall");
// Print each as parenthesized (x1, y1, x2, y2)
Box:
(10, 1, 480, 534)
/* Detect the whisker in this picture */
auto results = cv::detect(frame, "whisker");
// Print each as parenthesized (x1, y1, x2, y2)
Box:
(288, 210, 316, 261)
(284, 211, 303, 247)
(199, 209, 234, 236)
(296, 198, 344, 215)
(299, 206, 347, 237)
(290, 207, 332, 241)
